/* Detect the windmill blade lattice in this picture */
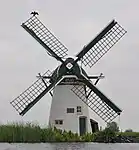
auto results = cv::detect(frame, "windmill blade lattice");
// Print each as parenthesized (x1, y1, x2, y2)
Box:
(71, 83, 121, 123)
(78, 21, 127, 68)
(22, 16, 68, 60)
(10, 70, 52, 116)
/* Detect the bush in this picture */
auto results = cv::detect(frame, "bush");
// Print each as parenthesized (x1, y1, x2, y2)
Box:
(107, 122, 119, 132)
(125, 129, 133, 132)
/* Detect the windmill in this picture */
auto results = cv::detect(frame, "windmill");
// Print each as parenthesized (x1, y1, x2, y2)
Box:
(10, 13, 127, 135)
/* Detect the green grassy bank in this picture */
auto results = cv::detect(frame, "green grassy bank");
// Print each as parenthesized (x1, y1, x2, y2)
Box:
(0, 122, 139, 143)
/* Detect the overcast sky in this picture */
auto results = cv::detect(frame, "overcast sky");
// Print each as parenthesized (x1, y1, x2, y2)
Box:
(0, 0, 139, 131)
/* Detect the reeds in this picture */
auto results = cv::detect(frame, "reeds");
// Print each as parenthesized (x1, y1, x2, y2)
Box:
(0, 122, 93, 143)
(0, 122, 138, 143)
(0, 122, 42, 142)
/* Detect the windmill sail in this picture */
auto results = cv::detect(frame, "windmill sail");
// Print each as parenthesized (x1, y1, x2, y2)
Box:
(71, 74, 121, 123)
(10, 70, 54, 116)
(75, 20, 127, 67)
(21, 16, 68, 62)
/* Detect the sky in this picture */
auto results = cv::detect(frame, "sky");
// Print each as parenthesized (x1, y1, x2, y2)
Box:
(0, 0, 139, 131)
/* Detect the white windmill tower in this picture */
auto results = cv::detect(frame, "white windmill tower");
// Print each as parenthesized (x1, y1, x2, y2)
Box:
(10, 12, 127, 135)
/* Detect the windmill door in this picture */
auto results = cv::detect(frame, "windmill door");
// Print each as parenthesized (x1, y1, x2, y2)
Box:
(79, 116, 86, 136)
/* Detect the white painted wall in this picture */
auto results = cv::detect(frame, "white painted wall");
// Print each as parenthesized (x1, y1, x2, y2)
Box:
(49, 84, 92, 134)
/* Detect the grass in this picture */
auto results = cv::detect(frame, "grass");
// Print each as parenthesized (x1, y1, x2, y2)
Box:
(0, 122, 42, 142)
(0, 122, 94, 143)
(118, 131, 139, 139)
(0, 122, 139, 143)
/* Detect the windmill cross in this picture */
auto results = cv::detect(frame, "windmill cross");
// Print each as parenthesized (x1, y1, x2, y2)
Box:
(10, 13, 127, 123)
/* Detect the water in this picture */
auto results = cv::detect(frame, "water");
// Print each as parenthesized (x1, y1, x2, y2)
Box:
(0, 143, 139, 150)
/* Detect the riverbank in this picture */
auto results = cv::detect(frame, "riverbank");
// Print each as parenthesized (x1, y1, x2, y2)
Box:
(0, 122, 139, 143)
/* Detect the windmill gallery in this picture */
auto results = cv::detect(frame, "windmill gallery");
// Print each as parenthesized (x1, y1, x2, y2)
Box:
(10, 13, 127, 136)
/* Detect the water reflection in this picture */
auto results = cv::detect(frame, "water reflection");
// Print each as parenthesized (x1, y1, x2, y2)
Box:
(49, 143, 86, 150)
(1, 143, 139, 150)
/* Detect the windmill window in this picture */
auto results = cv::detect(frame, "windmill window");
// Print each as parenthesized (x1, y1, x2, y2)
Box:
(67, 108, 74, 113)
(59, 120, 63, 124)
(77, 106, 82, 112)
(55, 120, 63, 125)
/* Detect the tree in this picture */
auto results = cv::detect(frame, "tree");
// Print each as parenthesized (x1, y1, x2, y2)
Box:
(106, 122, 119, 132)
(125, 129, 133, 132)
